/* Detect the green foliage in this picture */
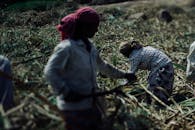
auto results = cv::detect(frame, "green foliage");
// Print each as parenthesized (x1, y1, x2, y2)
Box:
(0, 114, 4, 129)
(101, 7, 126, 17)
(179, 97, 195, 108)
(116, 107, 153, 129)
(4, 0, 64, 12)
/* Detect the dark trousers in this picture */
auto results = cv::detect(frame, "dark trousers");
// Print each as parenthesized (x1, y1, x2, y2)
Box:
(147, 63, 174, 105)
(62, 106, 102, 130)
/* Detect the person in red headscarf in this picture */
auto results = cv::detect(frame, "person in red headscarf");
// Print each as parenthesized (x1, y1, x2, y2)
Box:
(56, 13, 76, 40)
(44, 7, 136, 130)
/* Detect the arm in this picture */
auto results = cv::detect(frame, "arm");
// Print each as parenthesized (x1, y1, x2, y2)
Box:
(96, 53, 137, 82)
(96, 54, 126, 78)
(129, 56, 140, 73)
(44, 43, 70, 96)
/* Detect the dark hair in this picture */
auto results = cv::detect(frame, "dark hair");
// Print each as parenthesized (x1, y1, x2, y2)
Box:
(71, 7, 100, 39)
(119, 40, 143, 57)
(130, 40, 143, 50)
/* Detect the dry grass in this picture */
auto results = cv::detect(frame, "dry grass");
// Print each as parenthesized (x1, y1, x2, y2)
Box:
(0, 0, 195, 130)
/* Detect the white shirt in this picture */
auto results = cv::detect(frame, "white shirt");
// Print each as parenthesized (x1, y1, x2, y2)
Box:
(186, 41, 195, 82)
(44, 39, 126, 110)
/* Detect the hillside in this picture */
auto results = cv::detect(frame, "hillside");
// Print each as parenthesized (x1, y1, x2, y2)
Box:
(0, 0, 195, 130)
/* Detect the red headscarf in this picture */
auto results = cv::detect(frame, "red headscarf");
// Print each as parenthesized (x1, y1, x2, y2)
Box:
(57, 7, 100, 40)
(75, 7, 100, 24)
(56, 13, 76, 40)
(72, 7, 100, 38)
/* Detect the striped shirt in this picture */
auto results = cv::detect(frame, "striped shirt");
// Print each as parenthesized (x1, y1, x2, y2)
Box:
(129, 46, 172, 73)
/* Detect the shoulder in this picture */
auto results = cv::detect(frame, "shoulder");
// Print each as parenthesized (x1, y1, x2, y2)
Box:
(188, 41, 195, 55)
(144, 46, 156, 50)
(0, 55, 8, 61)
(0, 55, 10, 64)
(190, 41, 195, 48)
(129, 49, 141, 59)
(57, 40, 72, 48)
(54, 40, 73, 52)
(144, 46, 163, 53)
(50, 40, 74, 57)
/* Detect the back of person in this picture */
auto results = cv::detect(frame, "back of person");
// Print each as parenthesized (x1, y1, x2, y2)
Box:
(131, 46, 171, 71)
(0, 55, 14, 111)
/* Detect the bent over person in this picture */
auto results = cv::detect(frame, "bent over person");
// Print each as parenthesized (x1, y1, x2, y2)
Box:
(119, 40, 174, 105)
(44, 7, 135, 130)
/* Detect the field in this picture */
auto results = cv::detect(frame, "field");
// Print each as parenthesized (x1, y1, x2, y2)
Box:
(0, 0, 195, 130)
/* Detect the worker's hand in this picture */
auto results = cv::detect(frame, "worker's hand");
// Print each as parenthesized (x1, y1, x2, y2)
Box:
(125, 72, 137, 83)
(64, 91, 85, 102)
